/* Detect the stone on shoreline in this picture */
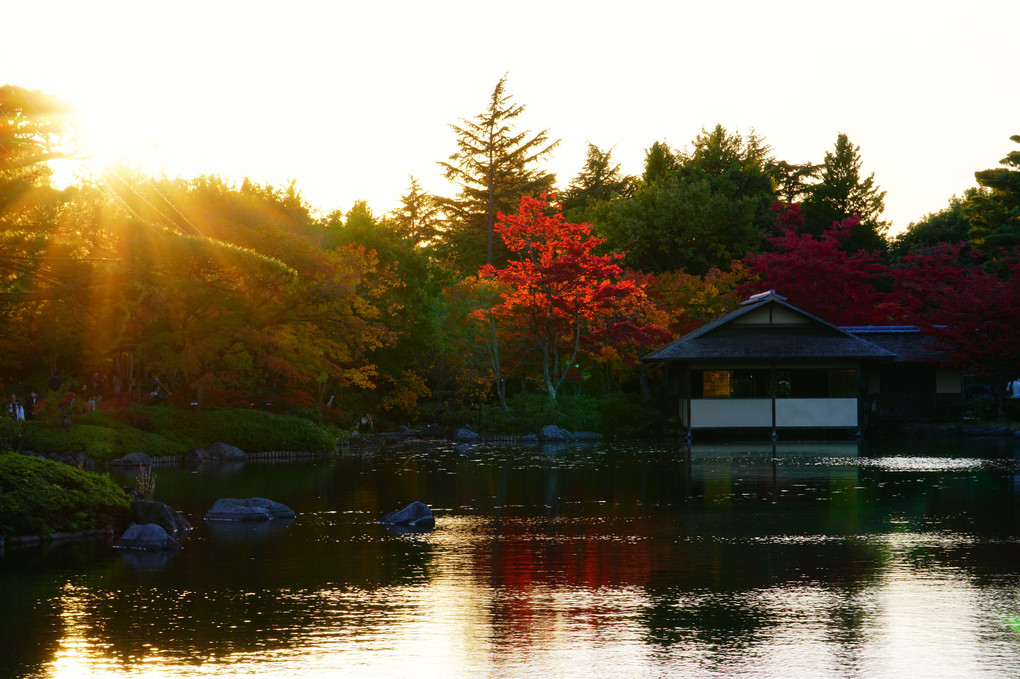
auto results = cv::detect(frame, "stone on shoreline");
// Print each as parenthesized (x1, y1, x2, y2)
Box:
(109, 452, 153, 468)
(185, 447, 210, 464)
(452, 427, 481, 442)
(206, 442, 247, 462)
(539, 425, 576, 441)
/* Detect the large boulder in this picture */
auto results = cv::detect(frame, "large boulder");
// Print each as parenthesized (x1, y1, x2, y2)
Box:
(539, 425, 577, 441)
(132, 500, 192, 535)
(206, 442, 247, 462)
(115, 523, 181, 551)
(451, 427, 481, 442)
(184, 447, 210, 465)
(204, 497, 295, 522)
(109, 452, 154, 467)
(379, 501, 435, 529)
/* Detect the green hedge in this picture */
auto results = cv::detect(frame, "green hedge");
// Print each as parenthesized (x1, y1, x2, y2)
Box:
(0, 453, 131, 537)
(138, 407, 336, 453)
(21, 407, 335, 463)
(25, 422, 183, 461)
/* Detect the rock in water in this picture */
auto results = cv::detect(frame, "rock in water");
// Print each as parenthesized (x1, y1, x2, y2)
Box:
(115, 523, 182, 551)
(379, 501, 435, 529)
(132, 499, 192, 535)
(204, 497, 296, 522)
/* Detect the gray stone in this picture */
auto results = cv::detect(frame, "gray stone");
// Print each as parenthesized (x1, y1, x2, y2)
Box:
(132, 500, 192, 535)
(204, 497, 295, 522)
(58, 452, 96, 470)
(539, 425, 577, 441)
(520, 434, 540, 443)
(451, 427, 481, 442)
(109, 452, 154, 467)
(574, 431, 604, 441)
(379, 501, 435, 529)
(123, 487, 145, 501)
(115, 523, 181, 551)
(207, 442, 247, 462)
(185, 447, 210, 464)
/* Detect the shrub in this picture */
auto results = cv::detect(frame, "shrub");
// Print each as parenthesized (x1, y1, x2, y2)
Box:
(597, 393, 666, 437)
(0, 453, 131, 536)
(19, 407, 335, 463)
(964, 395, 998, 420)
(0, 419, 27, 452)
(23, 422, 183, 463)
(477, 393, 654, 436)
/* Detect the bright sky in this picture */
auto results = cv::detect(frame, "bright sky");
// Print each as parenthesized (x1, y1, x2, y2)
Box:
(2, 0, 1016, 235)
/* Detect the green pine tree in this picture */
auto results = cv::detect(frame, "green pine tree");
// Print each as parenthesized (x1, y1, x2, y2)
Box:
(436, 75, 559, 271)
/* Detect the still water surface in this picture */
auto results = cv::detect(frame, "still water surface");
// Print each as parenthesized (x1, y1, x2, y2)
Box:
(3, 436, 1020, 678)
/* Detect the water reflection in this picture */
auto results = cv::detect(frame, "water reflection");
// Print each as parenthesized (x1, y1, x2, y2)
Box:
(2, 436, 1020, 678)
(204, 517, 295, 543)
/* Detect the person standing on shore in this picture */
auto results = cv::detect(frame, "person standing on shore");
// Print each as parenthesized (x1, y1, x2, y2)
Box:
(8, 394, 24, 420)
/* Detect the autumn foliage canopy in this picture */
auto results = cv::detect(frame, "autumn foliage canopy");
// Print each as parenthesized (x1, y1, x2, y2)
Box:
(475, 194, 667, 400)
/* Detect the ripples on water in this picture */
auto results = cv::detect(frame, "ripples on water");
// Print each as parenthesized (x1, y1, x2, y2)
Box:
(3, 436, 1020, 678)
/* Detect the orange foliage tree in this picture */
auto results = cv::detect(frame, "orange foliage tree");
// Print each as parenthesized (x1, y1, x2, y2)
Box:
(477, 194, 666, 400)
(650, 265, 746, 338)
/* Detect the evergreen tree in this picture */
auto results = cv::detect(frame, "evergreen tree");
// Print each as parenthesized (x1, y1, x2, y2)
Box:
(767, 159, 820, 205)
(591, 126, 776, 275)
(390, 176, 442, 248)
(642, 140, 679, 184)
(801, 133, 888, 253)
(561, 143, 635, 220)
(966, 134, 1020, 254)
(891, 191, 976, 260)
(436, 75, 559, 271)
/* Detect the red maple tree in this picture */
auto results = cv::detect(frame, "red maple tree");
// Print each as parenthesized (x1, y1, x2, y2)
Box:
(740, 203, 902, 325)
(476, 194, 666, 400)
(894, 243, 1020, 413)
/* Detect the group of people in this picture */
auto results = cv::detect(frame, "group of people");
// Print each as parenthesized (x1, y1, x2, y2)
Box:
(7, 392, 37, 421)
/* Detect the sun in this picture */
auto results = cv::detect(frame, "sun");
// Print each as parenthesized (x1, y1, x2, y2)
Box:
(47, 90, 168, 188)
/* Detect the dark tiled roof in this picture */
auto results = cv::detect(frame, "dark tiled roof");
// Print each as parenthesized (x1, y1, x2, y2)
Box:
(643, 294, 896, 362)
(840, 326, 940, 362)
(644, 325, 895, 361)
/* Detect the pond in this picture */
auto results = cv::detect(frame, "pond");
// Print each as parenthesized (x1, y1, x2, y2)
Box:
(3, 435, 1020, 678)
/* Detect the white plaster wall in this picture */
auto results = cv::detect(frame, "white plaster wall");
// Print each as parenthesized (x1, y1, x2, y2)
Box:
(776, 398, 858, 427)
(690, 399, 773, 428)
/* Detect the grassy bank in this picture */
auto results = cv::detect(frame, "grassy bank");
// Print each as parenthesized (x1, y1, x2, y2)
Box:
(0, 453, 131, 537)
(1, 406, 337, 465)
